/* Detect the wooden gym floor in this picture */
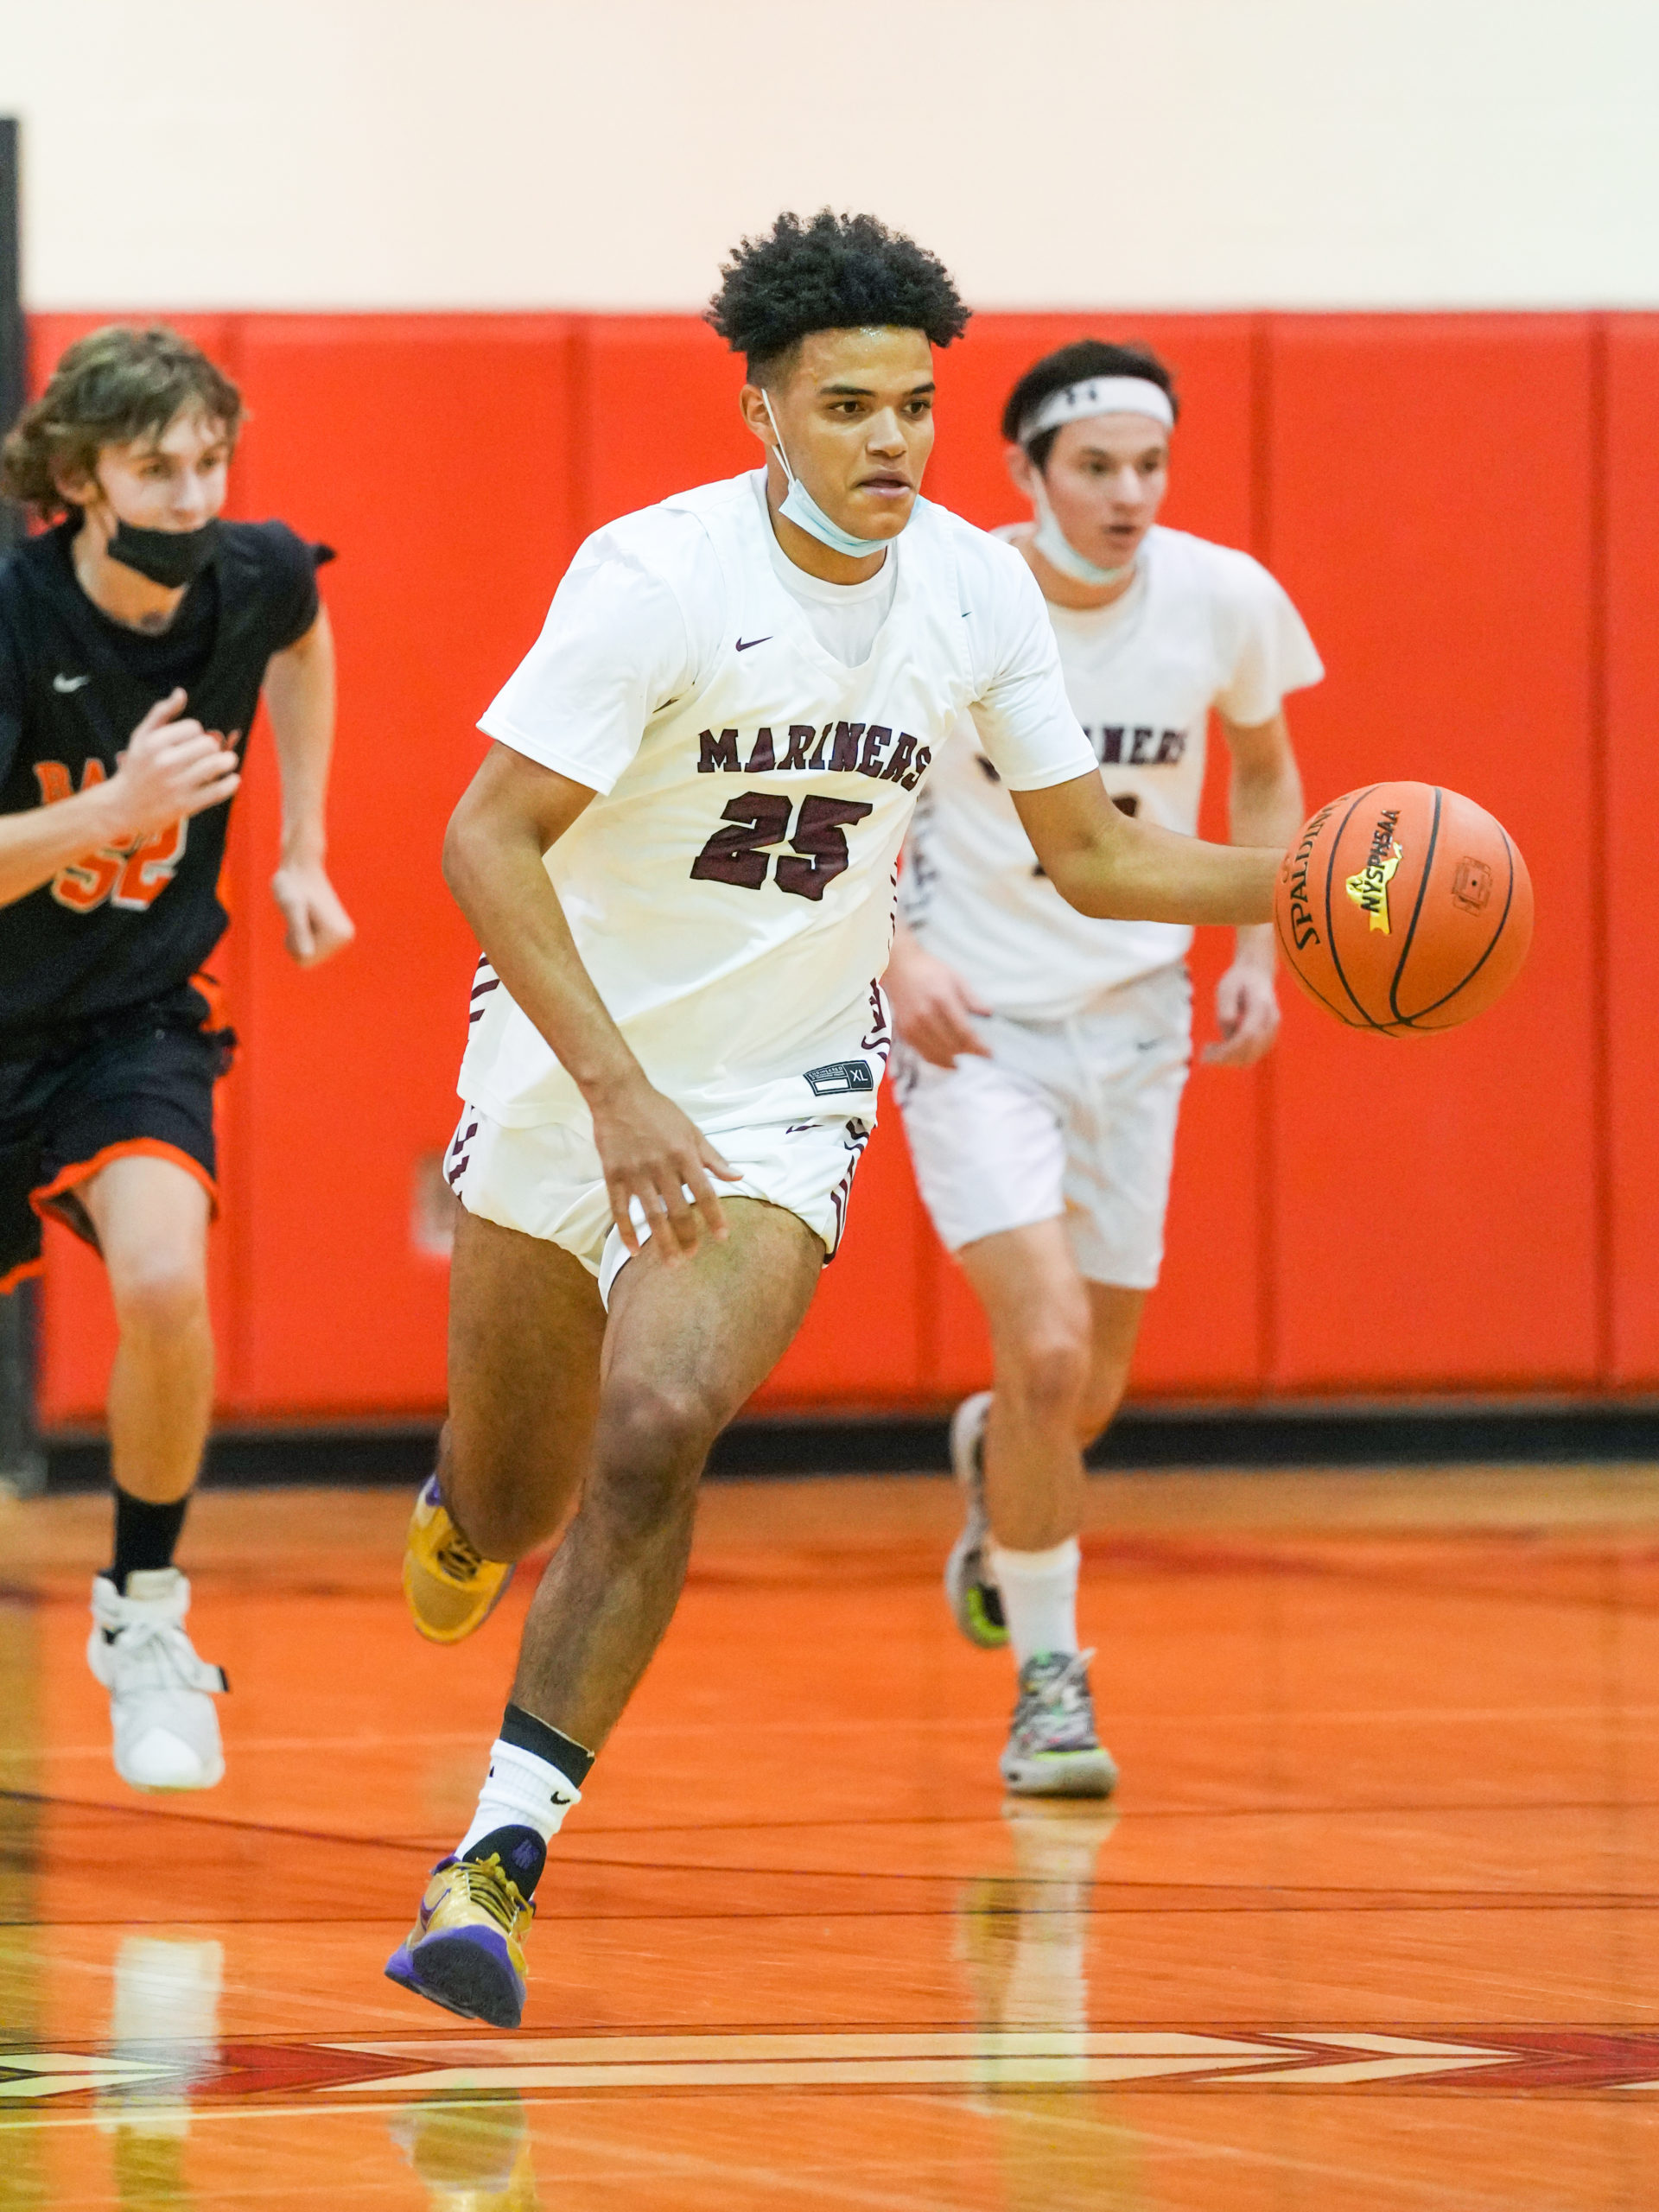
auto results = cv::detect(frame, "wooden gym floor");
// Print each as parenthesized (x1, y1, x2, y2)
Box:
(5, 1464, 1659, 2208)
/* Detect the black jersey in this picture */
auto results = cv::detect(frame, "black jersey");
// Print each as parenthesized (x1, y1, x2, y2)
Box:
(0, 516, 322, 1042)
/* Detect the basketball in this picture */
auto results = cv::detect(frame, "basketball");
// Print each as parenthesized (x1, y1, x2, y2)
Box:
(1274, 782, 1533, 1034)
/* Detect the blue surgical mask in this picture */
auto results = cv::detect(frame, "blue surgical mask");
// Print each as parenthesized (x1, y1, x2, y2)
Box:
(761, 392, 893, 560)
(1030, 473, 1130, 588)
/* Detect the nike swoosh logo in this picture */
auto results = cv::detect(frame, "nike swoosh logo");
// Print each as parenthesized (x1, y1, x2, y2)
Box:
(551, 1791, 575, 1806)
(54, 673, 91, 693)
(734, 635, 772, 652)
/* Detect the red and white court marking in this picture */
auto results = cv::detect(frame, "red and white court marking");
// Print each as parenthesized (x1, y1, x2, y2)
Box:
(10, 2029, 1659, 2104)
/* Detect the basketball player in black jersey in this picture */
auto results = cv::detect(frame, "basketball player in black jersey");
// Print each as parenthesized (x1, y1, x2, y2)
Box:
(0, 326, 353, 1792)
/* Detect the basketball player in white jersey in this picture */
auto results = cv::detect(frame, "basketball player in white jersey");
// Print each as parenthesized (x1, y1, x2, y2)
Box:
(887, 340, 1320, 1796)
(384, 220, 1289, 2031)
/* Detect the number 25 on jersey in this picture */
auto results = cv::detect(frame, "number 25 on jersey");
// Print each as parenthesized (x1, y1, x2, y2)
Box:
(32, 758, 188, 915)
(690, 792, 874, 903)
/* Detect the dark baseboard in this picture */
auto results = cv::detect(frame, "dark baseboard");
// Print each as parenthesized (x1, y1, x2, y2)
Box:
(35, 1395, 1659, 1492)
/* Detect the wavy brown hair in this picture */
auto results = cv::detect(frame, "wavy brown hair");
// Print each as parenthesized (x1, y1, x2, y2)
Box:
(2, 324, 243, 518)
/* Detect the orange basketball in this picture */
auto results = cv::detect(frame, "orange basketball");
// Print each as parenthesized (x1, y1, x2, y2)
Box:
(1274, 782, 1533, 1034)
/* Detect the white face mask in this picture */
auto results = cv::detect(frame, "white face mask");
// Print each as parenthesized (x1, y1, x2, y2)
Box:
(761, 391, 893, 560)
(1029, 472, 1130, 588)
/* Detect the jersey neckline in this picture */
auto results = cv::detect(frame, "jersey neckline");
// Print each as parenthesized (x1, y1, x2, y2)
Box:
(745, 470, 906, 675)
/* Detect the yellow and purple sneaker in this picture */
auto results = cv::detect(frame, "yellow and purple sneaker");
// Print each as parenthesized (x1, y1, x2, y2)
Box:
(403, 1476, 514, 1644)
(385, 1853, 534, 2029)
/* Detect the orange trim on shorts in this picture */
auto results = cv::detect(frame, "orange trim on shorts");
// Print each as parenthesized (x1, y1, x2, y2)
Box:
(0, 1256, 45, 1297)
(30, 1139, 219, 1233)
(190, 966, 231, 1038)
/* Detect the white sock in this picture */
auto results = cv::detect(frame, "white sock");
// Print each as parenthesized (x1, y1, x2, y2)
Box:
(458, 1738, 583, 1855)
(988, 1538, 1081, 1670)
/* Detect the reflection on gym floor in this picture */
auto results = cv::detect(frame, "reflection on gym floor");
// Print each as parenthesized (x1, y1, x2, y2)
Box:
(8, 1469, 1659, 2209)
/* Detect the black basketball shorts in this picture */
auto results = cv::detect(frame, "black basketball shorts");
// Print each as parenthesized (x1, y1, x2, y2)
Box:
(0, 985, 235, 1294)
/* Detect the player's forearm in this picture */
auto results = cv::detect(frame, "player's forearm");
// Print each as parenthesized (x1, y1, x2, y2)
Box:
(264, 612, 336, 866)
(1014, 772, 1279, 926)
(0, 784, 126, 909)
(1057, 816, 1279, 927)
(442, 808, 646, 1105)
(1229, 755, 1304, 968)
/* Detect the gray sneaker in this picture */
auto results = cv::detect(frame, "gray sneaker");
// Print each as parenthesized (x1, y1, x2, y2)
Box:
(1000, 1649, 1118, 1799)
(943, 1392, 1007, 1649)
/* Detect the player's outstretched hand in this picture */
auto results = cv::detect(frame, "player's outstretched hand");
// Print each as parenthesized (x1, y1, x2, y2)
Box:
(1203, 959, 1281, 1067)
(592, 1074, 742, 1264)
(107, 689, 241, 839)
(886, 944, 992, 1069)
(272, 860, 356, 967)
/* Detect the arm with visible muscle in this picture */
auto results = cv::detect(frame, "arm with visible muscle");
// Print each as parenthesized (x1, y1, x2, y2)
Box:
(1010, 768, 1281, 926)
(264, 609, 354, 964)
(442, 742, 738, 1259)
(0, 689, 240, 910)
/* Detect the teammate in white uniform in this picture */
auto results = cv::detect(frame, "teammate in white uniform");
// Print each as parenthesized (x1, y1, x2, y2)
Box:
(384, 221, 1289, 2031)
(887, 340, 1320, 1793)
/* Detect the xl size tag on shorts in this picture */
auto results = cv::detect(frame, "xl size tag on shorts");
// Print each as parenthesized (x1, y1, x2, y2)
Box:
(804, 1060, 875, 1098)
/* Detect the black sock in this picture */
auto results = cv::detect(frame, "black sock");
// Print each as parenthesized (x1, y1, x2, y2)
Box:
(108, 1486, 190, 1592)
(498, 1702, 594, 1786)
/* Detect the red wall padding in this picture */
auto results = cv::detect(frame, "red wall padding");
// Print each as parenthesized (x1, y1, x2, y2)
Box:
(25, 310, 1638, 1421)
(1262, 317, 1599, 1390)
(1604, 319, 1659, 1385)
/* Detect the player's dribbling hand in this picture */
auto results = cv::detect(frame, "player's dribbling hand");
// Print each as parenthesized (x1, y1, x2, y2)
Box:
(592, 1074, 742, 1263)
(1203, 960, 1281, 1066)
(272, 860, 356, 966)
(106, 689, 241, 838)
(887, 944, 992, 1069)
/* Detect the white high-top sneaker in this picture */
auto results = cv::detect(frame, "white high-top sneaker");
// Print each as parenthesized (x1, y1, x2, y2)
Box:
(86, 1570, 226, 1792)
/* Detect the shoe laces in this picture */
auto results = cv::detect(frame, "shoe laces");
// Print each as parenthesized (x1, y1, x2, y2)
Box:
(434, 1523, 486, 1581)
(104, 1611, 226, 1695)
(1016, 1648, 1096, 1720)
(453, 1853, 532, 1931)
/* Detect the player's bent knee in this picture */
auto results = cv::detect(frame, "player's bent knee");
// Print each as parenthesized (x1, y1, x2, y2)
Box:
(591, 1380, 722, 1526)
(109, 1260, 211, 1342)
(605, 1386, 721, 1469)
(1001, 1328, 1090, 1425)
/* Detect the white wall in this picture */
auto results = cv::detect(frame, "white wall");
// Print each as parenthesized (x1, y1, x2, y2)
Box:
(3, 0, 1656, 312)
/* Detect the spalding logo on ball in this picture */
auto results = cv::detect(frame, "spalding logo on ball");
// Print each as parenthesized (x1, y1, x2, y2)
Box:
(1274, 782, 1533, 1034)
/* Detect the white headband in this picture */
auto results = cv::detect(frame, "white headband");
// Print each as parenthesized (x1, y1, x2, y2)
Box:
(1020, 375, 1174, 445)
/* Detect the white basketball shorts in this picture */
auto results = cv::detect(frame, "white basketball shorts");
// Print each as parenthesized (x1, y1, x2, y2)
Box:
(893, 962, 1192, 1290)
(443, 1106, 873, 1305)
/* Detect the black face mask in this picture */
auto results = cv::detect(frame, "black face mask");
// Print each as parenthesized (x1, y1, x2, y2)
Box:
(105, 517, 222, 589)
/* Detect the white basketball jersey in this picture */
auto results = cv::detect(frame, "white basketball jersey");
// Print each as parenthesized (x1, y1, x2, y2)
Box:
(461, 472, 1096, 1133)
(902, 524, 1323, 1019)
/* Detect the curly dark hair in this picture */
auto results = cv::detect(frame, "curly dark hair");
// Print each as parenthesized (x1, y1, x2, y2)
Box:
(2, 324, 243, 518)
(707, 209, 970, 383)
(1002, 339, 1179, 472)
